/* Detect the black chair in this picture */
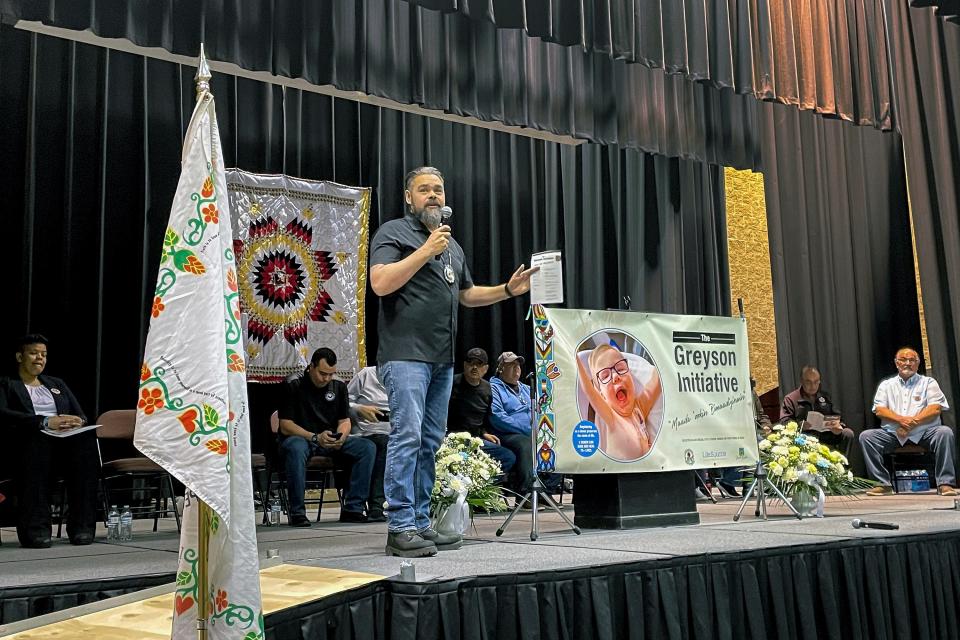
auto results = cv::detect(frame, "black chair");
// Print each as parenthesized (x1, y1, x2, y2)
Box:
(267, 412, 343, 522)
(96, 410, 181, 532)
(1, 467, 76, 542)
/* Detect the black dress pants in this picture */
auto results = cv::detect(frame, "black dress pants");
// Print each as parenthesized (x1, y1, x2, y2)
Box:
(14, 428, 99, 545)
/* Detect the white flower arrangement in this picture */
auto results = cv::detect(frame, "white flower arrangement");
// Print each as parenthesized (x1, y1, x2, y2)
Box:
(431, 432, 508, 515)
(760, 421, 871, 499)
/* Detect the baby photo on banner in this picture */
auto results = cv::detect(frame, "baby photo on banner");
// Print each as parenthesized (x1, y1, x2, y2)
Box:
(225, 171, 370, 382)
(534, 306, 759, 474)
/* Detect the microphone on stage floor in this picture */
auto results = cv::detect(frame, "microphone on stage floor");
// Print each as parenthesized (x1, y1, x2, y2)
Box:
(851, 518, 900, 530)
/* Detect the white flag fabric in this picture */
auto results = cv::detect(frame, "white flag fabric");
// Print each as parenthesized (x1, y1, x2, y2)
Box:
(135, 89, 264, 639)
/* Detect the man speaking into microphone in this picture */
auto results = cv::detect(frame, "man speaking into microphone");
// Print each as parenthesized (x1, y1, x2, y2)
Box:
(370, 166, 537, 557)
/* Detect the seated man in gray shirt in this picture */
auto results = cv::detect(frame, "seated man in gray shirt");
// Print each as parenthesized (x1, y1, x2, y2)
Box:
(348, 366, 391, 522)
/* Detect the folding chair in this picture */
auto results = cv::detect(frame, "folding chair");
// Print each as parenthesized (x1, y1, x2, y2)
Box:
(96, 410, 181, 532)
(268, 411, 343, 522)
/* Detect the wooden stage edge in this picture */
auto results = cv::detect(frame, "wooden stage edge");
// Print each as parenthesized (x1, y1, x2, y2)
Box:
(0, 562, 385, 639)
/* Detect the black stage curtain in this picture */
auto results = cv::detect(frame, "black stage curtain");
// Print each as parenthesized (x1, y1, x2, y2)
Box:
(911, 0, 960, 22)
(0, 572, 175, 625)
(0, 24, 729, 439)
(405, 0, 893, 130)
(3, 532, 959, 635)
(887, 3, 960, 424)
(760, 102, 921, 437)
(262, 533, 960, 640)
(0, 0, 762, 167)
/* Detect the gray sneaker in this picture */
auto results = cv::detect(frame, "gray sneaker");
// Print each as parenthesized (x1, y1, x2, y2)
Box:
(419, 527, 463, 551)
(385, 530, 438, 557)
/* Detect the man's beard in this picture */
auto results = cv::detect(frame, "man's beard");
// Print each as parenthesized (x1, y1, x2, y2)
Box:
(415, 205, 442, 230)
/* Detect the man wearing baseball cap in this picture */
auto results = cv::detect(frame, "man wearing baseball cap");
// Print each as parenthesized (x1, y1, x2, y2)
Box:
(447, 347, 516, 475)
(490, 351, 561, 498)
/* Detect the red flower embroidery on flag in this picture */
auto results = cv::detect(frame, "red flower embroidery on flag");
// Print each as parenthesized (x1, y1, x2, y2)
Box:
(215, 589, 228, 612)
(201, 176, 214, 198)
(151, 296, 165, 318)
(140, 363, 151, 382)
(183, 255, 206, 275)
(178, 408, 199, 434)
(138, 388, 164, 415)
(202, 204, 219, 224)
(206, 439, 228, 455)
(227, 269, 238, 292)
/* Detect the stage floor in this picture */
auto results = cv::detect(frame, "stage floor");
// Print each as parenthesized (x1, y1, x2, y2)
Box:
(2, 491, 959, 591)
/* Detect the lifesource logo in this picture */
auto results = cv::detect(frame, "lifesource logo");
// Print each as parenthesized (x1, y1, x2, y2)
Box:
(683, 449, 695, 465)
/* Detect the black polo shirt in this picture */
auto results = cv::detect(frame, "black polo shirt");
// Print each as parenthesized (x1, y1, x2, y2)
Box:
(370, 213, 473, 364)
(447, 374, 492, 437)
(278, 376, 348, 436)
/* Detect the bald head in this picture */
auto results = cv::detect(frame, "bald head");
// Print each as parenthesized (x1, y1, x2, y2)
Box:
(894, 347, 920, 379)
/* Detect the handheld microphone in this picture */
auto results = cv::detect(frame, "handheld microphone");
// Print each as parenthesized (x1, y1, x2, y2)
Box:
(851, 518, 899, 530)
(435, 206, 454, 262)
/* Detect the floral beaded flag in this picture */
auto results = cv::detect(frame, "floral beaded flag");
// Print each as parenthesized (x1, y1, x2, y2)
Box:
(134, 86, 264, 639)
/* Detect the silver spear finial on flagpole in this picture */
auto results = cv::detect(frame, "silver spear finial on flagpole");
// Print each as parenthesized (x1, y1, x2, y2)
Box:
(195, 43, 212, 101)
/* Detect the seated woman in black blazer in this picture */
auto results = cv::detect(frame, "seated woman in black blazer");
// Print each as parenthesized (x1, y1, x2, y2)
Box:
(0, 334, 99, 547)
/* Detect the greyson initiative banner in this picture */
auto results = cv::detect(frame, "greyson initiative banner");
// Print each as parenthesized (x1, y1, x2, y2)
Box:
(532, 306, 760, 473)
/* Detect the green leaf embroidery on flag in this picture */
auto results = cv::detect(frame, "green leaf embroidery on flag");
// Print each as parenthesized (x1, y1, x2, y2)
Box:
(164, 228, 180, 247)
(203, 404, 220, 428)
(175, 547, 200, 607)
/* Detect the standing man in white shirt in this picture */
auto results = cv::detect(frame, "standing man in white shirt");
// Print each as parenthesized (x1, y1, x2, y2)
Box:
(860, 347, 958, 496)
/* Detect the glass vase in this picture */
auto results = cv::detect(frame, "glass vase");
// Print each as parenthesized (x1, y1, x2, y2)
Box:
(790, 491, 817, 517)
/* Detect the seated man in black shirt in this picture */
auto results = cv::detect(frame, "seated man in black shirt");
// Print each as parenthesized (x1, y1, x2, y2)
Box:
(278, 348, 377, 527)
(780, 365, 855, 457)
(447, 348, 516, 475)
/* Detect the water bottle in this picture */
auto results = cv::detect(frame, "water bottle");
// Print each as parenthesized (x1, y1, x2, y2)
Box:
(107, 505, 120, 541)
(270, 503, 281, 527)
(119, 505, 133, 541)
(894, 471, 908, 493)
(916, 470, 930, 492)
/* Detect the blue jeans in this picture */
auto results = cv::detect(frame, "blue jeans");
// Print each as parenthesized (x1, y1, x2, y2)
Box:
(379, 361, 453, 533)
(279, 435, 376, 517)
(482, 440, 516, 475)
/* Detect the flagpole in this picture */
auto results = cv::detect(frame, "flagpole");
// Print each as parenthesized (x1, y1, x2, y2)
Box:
(197, 499, 211, 639)
(193, 45, 212, 640)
